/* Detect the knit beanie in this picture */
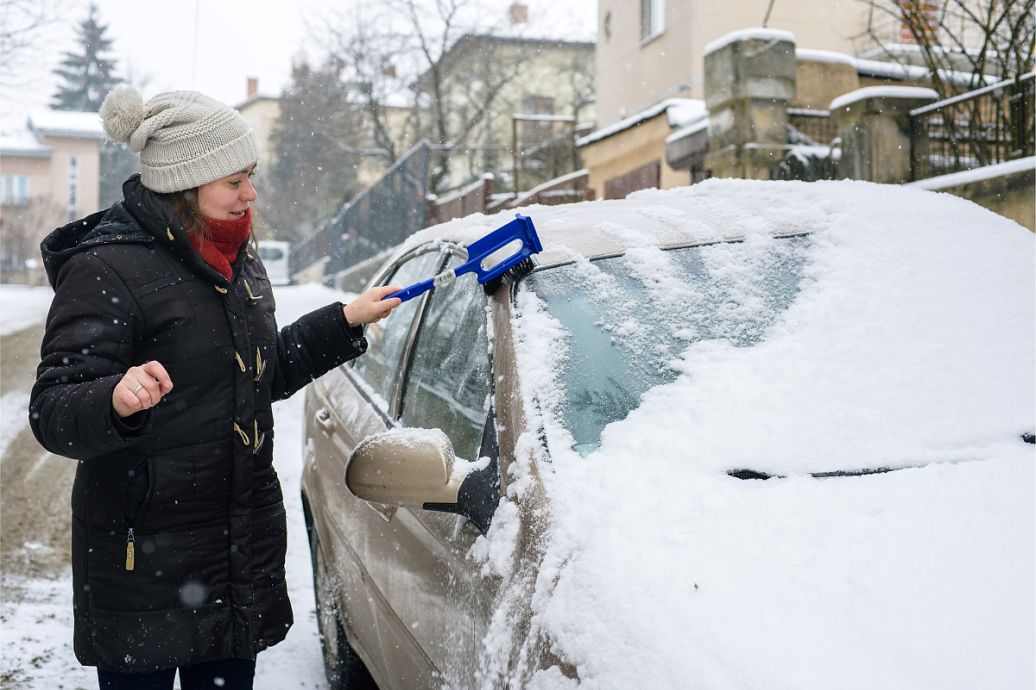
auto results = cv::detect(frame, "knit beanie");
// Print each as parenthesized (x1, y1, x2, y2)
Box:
(99, 86, 259, 193)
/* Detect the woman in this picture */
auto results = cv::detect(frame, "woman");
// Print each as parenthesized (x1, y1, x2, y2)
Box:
(29, 87, 401, 689)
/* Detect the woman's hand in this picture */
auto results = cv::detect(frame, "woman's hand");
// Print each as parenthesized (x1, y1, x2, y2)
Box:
(343, 285, 403, 326)
(112, 361, 174, 418)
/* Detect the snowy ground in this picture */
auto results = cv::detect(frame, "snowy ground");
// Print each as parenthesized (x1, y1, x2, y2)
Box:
(0, 282, 352, 689)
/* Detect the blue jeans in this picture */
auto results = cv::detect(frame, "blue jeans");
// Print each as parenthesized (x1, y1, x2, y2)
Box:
(97, 658, 256, 690)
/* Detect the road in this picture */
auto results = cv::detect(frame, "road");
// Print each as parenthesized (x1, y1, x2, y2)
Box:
(0, 321, 88, 686)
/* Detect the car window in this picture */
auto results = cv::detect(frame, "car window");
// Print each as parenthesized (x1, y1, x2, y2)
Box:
(524, 235, 811, 455)
(351, 250, 444, 408)
(400, 254, 491, 462)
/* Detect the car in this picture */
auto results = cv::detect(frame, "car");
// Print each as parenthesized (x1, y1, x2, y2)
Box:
(258, 239, 292, 286)
(299, 179, 1034, 690)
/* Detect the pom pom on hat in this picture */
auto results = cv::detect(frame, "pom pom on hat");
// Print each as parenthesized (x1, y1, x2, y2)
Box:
(99, 86, 146, 145)
(97, 87, 260, 193)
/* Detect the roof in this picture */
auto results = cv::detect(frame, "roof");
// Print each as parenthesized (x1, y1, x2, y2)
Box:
(0, 127, 52, 158)
(414, 31, 595, 90)
(576, 99, 705, 148)
(29, 110, 105, 140)
(829, 85, 938, 111)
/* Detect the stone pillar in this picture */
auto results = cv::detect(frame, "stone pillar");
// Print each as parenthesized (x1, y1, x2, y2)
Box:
(829, 86, 938, 183)
(703, 29, 797, 180)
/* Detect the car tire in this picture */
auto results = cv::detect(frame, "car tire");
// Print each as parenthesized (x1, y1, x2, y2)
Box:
(305, 503, 377, 690)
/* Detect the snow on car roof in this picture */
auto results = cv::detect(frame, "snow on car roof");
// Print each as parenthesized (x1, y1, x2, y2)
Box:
(400, 179, 835, 268)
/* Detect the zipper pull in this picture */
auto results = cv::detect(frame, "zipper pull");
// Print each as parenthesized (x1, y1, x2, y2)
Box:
(125, 528, 135, 571)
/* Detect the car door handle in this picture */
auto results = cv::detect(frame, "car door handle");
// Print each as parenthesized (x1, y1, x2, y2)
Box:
(314, 407, 336, 433)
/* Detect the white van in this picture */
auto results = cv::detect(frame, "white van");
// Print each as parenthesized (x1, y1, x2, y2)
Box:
(257, 240, 291, 286)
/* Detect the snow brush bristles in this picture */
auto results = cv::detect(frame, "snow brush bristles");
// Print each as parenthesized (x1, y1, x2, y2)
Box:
(386, 213, 543, 302)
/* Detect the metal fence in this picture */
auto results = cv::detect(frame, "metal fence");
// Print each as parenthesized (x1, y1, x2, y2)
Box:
(910, 72, 1035, 180)
(293, 140, 432, 281)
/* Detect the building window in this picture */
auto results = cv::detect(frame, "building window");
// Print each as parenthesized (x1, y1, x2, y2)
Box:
(67, 154, 79, 220)
(640, 0, 666, 43)
(1, 175, 29, 205)
(899, 1, 939, 43)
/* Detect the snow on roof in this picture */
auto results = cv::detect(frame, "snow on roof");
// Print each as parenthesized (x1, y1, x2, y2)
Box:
(666, 99, 707, 128)
(576, 99, 702, 148)
(908, 156, 1036, 190)
(829, 85, 938, 111)
(795, 48, 856, 67)
(489, 0, 596, 43)
(852, 56, 993, 88)
(665, 116, 710, 145)
(0, 126, 52, 157)
(703, 27, 796, 57)
(29, 110, 105, 139)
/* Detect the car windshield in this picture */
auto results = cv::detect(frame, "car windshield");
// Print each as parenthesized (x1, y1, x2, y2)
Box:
(523, 235, 811, 456)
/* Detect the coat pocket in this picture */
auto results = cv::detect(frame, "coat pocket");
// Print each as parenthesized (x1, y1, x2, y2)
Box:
(122, 456, 151, 528)
(86, 519, 230, 612)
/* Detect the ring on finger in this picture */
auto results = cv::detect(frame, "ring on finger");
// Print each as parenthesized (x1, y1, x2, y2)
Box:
(132, 383, 145, 395)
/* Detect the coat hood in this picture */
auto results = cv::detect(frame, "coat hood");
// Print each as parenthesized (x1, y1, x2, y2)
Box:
(40, 204, 151, 289)
(40, 174, 215, 289)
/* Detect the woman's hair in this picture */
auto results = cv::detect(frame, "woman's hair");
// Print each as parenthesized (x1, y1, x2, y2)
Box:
(157, 189, 260, 249)
(158, 189, 209, 239)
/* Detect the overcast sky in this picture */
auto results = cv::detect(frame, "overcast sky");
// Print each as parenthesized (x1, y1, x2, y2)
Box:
(0, 0, 596, 130)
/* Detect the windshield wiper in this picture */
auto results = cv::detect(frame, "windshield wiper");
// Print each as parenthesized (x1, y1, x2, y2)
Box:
(728, 466, 901, 481)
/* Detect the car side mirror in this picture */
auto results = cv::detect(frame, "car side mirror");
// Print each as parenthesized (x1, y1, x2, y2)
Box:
(346, 428, 461, 508)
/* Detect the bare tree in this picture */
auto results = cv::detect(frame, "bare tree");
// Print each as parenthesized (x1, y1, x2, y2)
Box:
(0, 196, 64, 283)
(856, 0, 1034, 169)
(858, 0, 1034, 90)
(311, 0, 552, 194)
(0, 0, 67, 100)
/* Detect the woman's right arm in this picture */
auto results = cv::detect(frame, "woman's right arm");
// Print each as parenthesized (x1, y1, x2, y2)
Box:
(29, 252, 153, 460)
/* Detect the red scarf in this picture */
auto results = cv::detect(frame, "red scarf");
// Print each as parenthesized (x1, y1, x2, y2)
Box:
(191, 208, 252, 281)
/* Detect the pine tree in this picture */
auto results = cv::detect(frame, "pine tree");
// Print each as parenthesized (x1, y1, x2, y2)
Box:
(50, 3, 136, 207)
(50, 3, 120, 111)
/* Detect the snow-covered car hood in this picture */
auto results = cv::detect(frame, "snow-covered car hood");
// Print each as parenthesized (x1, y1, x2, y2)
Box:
(477, 179, 1035, 689)
(531, 450, 1033, 690)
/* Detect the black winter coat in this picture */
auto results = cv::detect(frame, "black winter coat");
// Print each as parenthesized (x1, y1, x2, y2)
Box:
(29, 175, 367, 672)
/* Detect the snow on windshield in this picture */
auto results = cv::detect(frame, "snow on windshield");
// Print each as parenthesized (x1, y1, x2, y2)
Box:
(524, 234, 811, 455)
(472, 179, 1035, 690)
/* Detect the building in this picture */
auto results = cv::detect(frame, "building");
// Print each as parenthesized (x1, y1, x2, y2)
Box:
(595, 0, 872, 126)
(1, 110, 104, 282)
(412, 30, 596, 195)
(235, 77, 282, 172)
(578, 0, 1007, 202)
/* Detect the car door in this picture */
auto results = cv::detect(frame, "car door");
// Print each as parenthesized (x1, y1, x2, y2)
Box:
(342, 248, 495, 684)
(308, 247, 446, 688)
(393, 250, 495, 682)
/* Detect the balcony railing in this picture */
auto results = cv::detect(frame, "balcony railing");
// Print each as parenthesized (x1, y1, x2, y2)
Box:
(910, 72, 1034, 180)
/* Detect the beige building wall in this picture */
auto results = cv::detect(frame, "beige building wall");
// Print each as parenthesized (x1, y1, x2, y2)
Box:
(2, 133, 100, 282)
(2, 155, 54, 204)
(580, 114, 688, 200)
(596, 0, 870, 126)
(38, 135, 101, 217)
(238, 96, 282, 171)
(435, 38, 595, 192)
